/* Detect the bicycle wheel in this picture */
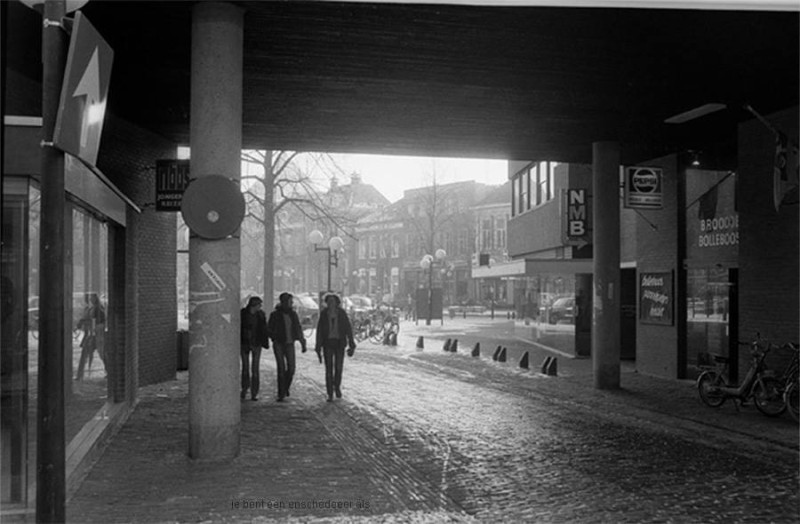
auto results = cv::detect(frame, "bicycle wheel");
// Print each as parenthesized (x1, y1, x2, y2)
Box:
(753, 376, 786, 417)
(369, 327, 384, 344)
(784, 381, 799, 423)
(697, 371, 726, 408)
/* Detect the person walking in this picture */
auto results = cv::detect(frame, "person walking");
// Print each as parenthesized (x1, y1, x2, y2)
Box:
(315, 293, 356, 402)
(267, 292, 307, 402)
(240, 296, 269, 401)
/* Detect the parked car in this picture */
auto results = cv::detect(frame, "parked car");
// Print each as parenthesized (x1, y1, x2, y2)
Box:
(291, 293, 320, 329)
(343, 295, 374, 320)
(548, 297, 575, 324)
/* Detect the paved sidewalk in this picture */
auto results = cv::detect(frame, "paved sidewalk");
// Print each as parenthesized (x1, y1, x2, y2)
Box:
(68, 321, 798, 523)
(397, 319, 799, 451)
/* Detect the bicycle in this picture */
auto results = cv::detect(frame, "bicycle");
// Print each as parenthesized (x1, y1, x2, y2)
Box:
(697, 333, 785, 417)
(779, 342, 799, 422)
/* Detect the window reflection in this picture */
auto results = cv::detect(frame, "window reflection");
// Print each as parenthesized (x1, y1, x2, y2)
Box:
(67, 208, 108, 445)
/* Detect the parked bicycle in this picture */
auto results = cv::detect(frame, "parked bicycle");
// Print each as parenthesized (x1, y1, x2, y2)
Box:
(779, 342, 799, 422)
(697, 333, 785, 417)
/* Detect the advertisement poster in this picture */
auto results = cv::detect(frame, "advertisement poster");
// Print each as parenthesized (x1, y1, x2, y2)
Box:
(639, 271, 673, 325)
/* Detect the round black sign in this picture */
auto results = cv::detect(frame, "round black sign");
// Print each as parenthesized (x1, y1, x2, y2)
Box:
(180, 175, 245, 239)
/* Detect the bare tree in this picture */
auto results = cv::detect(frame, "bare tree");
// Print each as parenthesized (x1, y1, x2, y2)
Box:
(240, 150, 354, 305)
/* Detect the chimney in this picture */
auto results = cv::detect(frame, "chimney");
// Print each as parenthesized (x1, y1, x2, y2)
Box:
(350, 172, 362, 185)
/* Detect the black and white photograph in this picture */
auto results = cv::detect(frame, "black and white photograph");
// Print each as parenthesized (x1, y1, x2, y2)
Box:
(1, 0, 798, 522)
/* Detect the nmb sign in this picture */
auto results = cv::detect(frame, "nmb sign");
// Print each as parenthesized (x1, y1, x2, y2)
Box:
(564, 188, 589, 246)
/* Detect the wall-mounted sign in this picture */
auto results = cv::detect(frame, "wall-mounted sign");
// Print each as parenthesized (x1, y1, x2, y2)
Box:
(53, 12, 114, 168)
(685, 170, 738, 267)
(624, 166, 663, 209)
(639, 271, 673, 325)
(155, 159, 191, 211)
(563, 188, 590, 248)
(181, 175, 245, 239)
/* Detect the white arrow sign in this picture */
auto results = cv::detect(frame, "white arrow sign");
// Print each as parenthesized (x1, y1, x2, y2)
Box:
(72, 47, 101, 152)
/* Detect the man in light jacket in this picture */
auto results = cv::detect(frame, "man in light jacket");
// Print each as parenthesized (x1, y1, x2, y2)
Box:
(315, 293, 356, 402)
(267, 292, 307, 401)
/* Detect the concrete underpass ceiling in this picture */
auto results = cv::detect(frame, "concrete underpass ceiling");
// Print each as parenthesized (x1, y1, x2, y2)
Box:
(6, 1, 799, 165)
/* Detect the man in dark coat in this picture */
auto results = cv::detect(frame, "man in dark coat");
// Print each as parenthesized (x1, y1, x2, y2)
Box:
(267, 292, 307, 401)
(315, 293, 356, 402)
(240, 296, 269, 401)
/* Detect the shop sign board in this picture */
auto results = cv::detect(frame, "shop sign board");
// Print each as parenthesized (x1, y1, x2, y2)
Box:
(53, 12, 113, 168)
(156, 159, 191, 211)
(624, 166, 663, 209)
(563, 188, 590, 248)
(639, 271, 673, 325)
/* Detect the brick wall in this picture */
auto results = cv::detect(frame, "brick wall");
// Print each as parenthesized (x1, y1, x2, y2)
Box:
(98, 115, 178, 387)
(737, 106, 799, 372)
(635, 155, 680, 378)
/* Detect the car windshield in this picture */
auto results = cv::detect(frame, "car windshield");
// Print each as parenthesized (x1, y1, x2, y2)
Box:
(553, 298, 573, 308)
(349, 296, 372, 308)
(294, 296, 318, 309)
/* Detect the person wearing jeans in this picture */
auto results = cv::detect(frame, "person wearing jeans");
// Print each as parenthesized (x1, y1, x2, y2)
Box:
(267, 292, 307, 401)
(240, 296, 269, 401)
(315, 293, 356, 402)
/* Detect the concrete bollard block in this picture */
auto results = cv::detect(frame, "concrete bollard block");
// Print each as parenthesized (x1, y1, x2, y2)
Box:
(492, 345, 502, 361)
(498, 347, 507, 362)
(471, 342, 480, 358)
(519, 351, 529, 369)
(416, 336, 424, 349)
(443, 338, 452, 352)
(546, 357, 558, 376)
(451, 339, 458, 353)
(540, 356, 552, 374)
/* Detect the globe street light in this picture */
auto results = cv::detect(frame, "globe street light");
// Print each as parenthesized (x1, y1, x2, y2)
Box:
(309, 230, 344, 292)
(419, 248, 446, 326)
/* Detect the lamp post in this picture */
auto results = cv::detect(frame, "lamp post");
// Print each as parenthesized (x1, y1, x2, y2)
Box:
(309, 230, 344, 292)
(419, 248, 446, 326)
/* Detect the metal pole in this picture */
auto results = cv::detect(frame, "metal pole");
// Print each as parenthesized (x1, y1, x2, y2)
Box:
(327, 250, 332, 292)
(37, 0, 67, 521)
(427, 265, 433, 326)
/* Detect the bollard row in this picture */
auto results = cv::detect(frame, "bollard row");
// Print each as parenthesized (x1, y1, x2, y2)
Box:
(415, 336, 557, 376)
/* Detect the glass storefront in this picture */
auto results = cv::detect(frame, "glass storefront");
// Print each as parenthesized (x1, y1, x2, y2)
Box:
(1, 179, 36, 507)
(686, 267, 734, 378)
(67, 207, 110, 443)
(2, 177, 119, 508)
(513, 273, 587, 356)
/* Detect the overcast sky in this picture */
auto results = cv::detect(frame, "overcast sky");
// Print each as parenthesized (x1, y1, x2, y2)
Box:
(328, 154, 509, 203)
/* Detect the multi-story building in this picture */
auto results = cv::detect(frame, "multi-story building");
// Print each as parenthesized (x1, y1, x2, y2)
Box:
(274, 173, 389, 297)
(487, 106, 798, 382)
(471, 181, 512, 307)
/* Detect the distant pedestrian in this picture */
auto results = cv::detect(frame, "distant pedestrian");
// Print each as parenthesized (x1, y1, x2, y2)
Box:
(267, 292, 307, 401)
(315, 293, 356, 402)
(240, 296, 269, 401)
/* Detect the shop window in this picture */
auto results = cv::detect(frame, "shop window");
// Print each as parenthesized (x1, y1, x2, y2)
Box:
(1, 180, 37, 507)
(68, 207, 110, 445)
(687, 267, 732, 374)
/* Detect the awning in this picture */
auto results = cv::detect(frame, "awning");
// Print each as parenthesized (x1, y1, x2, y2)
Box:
(472, 258, 594, 278)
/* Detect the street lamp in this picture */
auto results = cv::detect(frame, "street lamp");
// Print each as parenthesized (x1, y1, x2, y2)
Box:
(419, 248, 446, 326)
(309, 229, 344, 292)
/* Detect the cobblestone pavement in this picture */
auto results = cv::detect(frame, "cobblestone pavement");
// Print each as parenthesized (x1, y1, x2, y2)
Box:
(68, 319, 799, 523)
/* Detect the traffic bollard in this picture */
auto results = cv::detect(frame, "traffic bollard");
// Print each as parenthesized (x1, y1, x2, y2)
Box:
(472, 342, 480, 358)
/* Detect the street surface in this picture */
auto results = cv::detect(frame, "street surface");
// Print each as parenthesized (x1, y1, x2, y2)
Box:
(68, 317, 799, 523)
